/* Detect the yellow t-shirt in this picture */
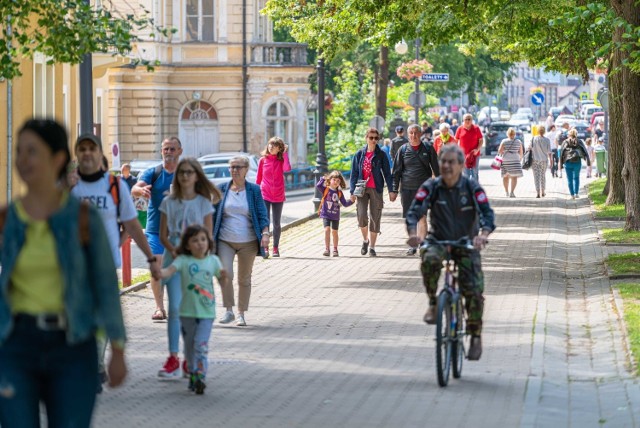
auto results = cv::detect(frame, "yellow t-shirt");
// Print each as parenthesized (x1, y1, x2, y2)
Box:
(9, 199, 65, 315)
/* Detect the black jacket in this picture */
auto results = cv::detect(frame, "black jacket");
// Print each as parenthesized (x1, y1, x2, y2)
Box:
(405, 176, 496, 241)
(560, 138, 591, 168)
(392, 142, 440, 192)
(390, 136, 409, 161)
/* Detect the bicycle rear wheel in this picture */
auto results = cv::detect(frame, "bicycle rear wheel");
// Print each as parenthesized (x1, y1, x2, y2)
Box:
(452, 297, 464, 379)
(436, 291, 452, 387)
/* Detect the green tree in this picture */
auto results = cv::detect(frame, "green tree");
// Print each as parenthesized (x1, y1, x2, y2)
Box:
(0, 2, 170, 80)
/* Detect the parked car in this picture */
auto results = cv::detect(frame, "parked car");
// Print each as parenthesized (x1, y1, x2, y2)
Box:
(590, 111, 604, 126)
(549, 106, 563, 120)
(202, 163, 257, 187)
(484, 122, 524, 155)
(555, 114, 577, 127)
(125, 159, 162, 177)
(508, 113, 532, 133)
(477, 106, 500, 126)
(572, 121, 590, 140)
(516, 107, 534, 122)
(582, 105, 603, 121)
(499, 110, 511, 121)
(198, 152, 259, 171)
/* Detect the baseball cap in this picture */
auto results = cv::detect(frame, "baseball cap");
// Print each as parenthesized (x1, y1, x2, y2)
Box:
(75, 134, 103, 151)
(395, 126, 404, 132)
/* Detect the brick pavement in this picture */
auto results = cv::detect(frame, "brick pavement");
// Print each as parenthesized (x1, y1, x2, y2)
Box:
(94, 159, 640, 428)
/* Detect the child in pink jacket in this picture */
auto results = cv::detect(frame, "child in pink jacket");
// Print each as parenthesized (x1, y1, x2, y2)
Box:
(256, 137, 291, 257)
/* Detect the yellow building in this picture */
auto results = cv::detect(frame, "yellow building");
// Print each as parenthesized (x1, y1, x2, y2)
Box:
(0, 0, 313, 203)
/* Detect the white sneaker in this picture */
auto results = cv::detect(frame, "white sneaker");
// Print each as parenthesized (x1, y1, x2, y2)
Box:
(236, 314, 247, 326)
(219, 311, 235, 324)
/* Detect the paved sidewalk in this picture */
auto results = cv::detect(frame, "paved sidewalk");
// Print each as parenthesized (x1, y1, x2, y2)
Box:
(97, 159, 640, 427)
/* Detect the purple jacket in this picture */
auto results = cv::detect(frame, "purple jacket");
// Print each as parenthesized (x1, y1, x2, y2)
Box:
(316, 177, 353, 221)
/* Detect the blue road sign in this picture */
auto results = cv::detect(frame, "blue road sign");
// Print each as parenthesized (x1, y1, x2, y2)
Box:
(531, 92, 545, 105)
(420, 73, 450, 82)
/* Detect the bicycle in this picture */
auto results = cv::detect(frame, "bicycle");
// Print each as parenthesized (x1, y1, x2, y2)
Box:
(421, 237, 475, 387)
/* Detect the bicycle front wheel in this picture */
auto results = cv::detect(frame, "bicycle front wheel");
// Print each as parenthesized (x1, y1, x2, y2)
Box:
(452, 297, 464, 379)
(436, 291, 452, 387)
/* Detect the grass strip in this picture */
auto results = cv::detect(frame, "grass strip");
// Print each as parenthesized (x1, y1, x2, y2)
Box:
(588, 178, 625, 218)
(602, 228, 640, 245)
(119, 272, 151, 289)
(607, 252, 640, 275)
(616, 283, 640, 374)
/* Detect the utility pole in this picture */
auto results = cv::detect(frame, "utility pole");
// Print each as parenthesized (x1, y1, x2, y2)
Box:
(79, 0, 93, 135)
(414, 38, 421, 124)
(312, 57, 328, 211)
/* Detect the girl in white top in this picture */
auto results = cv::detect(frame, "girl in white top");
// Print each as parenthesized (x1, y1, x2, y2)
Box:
(156, 157, 222, 379)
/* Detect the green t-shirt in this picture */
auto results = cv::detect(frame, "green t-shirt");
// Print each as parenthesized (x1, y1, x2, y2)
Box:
(171, 255, 222, 319)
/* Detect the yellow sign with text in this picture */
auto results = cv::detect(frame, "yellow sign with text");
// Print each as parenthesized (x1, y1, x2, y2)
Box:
(529, 87, 544, 94)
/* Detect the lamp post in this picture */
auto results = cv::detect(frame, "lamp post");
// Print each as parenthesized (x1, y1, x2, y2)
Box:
(79, 0, 94, 135)
(395, 38, 421, 124)
(312, 57, 328, 210)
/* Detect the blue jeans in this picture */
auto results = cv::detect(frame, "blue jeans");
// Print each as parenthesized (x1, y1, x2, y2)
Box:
(564, 161, 582, 196)
(465, 157, 479, 182)
(180, 317, 214, 379)
(165, 272, 182, 354)
(0, 316, 98, 428)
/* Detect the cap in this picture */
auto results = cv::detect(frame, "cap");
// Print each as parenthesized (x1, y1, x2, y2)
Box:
(395, 126, 404, 133)
(76, 134, 103, 151)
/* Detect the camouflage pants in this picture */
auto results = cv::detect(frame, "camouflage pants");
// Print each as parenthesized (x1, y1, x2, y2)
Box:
(420, 244, 485, 335)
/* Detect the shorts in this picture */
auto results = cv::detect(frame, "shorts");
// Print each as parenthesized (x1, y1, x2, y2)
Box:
(322, 219, 340, 230)
(400, 188, 419, 218)
(146, 232, 165, 255)
(356, 187, 384, 233)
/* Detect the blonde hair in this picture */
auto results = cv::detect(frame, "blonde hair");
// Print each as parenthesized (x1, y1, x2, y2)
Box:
(170, 157, 222, 204)
(507, 127, 516, 138)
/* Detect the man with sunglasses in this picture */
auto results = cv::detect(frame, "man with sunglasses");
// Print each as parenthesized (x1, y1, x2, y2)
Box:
(131, 137, 183, 325)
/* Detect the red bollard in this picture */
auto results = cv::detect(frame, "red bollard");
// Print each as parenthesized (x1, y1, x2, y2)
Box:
(122, 235, 132, 288)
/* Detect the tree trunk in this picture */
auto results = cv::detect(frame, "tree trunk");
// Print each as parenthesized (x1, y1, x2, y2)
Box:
(605, 25, 625, 204)
(621, 0, 640, 230)
(376, 46, 389, 120)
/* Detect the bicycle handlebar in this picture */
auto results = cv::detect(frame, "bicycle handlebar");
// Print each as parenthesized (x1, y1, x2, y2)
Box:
(422, 237, 475, 251)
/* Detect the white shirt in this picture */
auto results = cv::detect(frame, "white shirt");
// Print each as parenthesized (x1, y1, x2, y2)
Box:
(72, 173, 137, 267)
(219, 190, 254, 243)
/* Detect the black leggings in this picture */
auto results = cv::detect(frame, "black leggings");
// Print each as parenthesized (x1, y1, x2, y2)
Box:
(264, 201, 284, 247)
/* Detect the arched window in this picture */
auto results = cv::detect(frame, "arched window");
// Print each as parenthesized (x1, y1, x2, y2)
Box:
(181, 100, 217, 120)
(186, 0, 214, 42)
(265, 100, 293, 143)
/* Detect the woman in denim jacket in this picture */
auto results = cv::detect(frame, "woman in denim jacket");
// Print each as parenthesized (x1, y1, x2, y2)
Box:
(0, 119, 127, 428)
(213, 156, 270, 327)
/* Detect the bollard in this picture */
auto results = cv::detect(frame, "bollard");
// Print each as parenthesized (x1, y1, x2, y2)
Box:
(122, 235, 132, 288)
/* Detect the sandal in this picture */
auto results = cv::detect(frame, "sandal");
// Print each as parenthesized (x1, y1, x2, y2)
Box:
(152, 309, 166, 321)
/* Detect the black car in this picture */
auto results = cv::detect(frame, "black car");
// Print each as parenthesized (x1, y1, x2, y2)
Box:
(484, 122, 524, 155)
(573, 121, 590, 140)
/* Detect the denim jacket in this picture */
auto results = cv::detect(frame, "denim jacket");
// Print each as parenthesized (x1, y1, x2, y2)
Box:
(0, 196, 126, 346)
(213, 181, 270, 257)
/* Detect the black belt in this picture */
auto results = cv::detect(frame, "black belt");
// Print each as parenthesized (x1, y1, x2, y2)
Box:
(14, 313, 67, 331)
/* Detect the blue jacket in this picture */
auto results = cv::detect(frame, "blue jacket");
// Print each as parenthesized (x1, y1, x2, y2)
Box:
(213, 181, 270, 257)
(0, 196, 126, 346)
(350, 144, 393, 194)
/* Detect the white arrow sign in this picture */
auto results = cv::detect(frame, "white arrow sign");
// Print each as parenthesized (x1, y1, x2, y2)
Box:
(420, 73, 450, 82)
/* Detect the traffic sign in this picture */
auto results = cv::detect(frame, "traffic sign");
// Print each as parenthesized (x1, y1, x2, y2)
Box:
(368, 115, 385, 133)
(420, 73, 449, 82)
(598, 88, 609, 111)
(531, 92, 545, 105)
(580, 91, 589, 101)
(408, 91, 426, 108)
(529, 86, 544, 94)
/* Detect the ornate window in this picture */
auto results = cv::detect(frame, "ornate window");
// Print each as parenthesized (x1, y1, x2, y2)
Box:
(181, 101, 217, 120)
(186, 0, 214, 42)
(266, 100, 293, 143)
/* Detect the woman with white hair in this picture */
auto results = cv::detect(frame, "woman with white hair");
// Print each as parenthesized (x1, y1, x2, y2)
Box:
(559, 128, 590, 199)
(497, 128, 523, 197)
(433, 122, 457, 154)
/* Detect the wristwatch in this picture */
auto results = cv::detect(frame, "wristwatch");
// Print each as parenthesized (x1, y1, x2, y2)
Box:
(262, 231, 271, 237)
(147, 256, 157, 263)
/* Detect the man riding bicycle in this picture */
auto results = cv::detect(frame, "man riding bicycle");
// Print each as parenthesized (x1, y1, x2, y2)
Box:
(406, 144, 496, 360)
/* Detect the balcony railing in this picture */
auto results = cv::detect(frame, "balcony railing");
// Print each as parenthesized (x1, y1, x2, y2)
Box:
(251, 42, 309, 66)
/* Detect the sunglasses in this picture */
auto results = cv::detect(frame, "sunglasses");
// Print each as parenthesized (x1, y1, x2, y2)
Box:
(367, 136, 379, 140)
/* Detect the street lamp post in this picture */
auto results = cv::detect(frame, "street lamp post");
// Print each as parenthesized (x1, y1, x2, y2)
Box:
(413, 38, 421, 125)
(312, 57, 328, 211)
(79, 0, 94, 136)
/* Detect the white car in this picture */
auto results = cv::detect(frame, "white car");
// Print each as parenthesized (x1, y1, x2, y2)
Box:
(555, 114, 577, 127)
(198, 152, 259, 170)
(499, 110, 511, 121)
(202, 163, 257, 187)
(508, 113, 532, 133)
(516, 107, 534, 121)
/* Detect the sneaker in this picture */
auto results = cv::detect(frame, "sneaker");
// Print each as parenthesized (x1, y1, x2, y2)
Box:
(157, 355, 180, 379)
(236, 314, 247, 326)
(333, 249, 339, 257)
(361, 240, 369, 255)
(263, 247, 270, 259)
(182, 360, 190, 379)
(194, 378, 206, 395)
(468, 336, 482, 360)
(505, 191, 509, 197)
(536, 193, 540, 198)
(406, 247, 417, 256)
(369, 248, 377, 257)
(510, 192, 515, 198)
(423, 304, 437, 324)
(574, 194, 579, 199)
(323, 249, 330, 257)
(272, 247, 280, 257)
(219, 310, 235, 324)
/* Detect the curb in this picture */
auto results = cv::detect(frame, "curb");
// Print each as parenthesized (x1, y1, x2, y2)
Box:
(119, 280, 149, 296)
(611, 285, 638, 374)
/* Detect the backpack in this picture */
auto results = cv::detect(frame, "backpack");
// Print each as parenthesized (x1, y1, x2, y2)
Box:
(318, 186, 344, 215)
(108, 174, 122, 224)
(0, 202, 91, 246)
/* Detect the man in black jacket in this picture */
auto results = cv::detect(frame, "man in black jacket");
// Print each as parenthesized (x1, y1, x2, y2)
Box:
(390, 124, 439, 255)
(390, 126, 409, 162)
